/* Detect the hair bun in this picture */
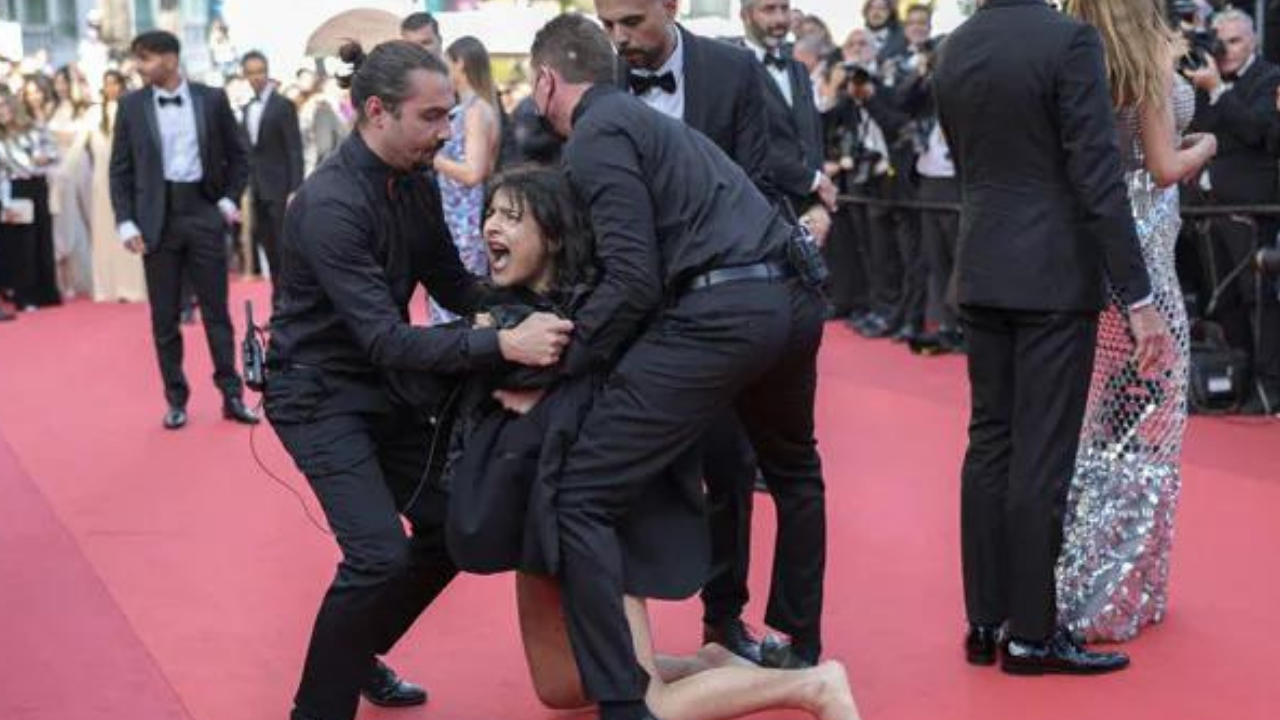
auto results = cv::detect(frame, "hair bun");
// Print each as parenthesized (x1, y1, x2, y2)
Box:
(336, 40, 366, 90)
(338, 40, 367, 69)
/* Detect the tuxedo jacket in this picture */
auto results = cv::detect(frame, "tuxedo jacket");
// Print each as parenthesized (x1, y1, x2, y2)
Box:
(748, 44, 825, 210)
(616, 27, 776, 203)
(1189, 56, 1280, 203)
(243, 90, 304, 202)
(109, 82, 248, 249)
(934, 0, 1150, 311)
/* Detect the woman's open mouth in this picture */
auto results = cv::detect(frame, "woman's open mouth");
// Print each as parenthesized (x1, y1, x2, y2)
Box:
(487, 241, 511, 273)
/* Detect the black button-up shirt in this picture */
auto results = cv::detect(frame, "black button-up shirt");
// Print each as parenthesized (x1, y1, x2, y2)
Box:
(268, 132, 500, 378)
(561, 85, 788, 374)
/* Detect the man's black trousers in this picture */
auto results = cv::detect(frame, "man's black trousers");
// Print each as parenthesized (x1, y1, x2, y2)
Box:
(959, 305, 1098, 642)
(142, 182, 241, 408)
(266, 370, 456, 720)
(556, 279, 827, 702)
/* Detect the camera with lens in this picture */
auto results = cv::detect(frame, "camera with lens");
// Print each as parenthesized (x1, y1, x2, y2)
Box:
(1178, 29, 1226, 73)
(841, 61, 875, 87)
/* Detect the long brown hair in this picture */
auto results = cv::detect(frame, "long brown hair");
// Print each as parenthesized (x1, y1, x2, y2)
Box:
(446, 36, 498, 111)
(1065, 0, 1178, 109)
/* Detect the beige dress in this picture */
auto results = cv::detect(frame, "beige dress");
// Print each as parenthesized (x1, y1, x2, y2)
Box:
(89, 104, 146, 303)
(48, 102, 94, 296)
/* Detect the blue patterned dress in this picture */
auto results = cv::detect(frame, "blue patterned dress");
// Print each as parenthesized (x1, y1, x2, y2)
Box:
(432, 95, 490, 324)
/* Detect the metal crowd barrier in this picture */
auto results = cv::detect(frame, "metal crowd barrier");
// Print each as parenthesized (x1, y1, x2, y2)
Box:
(835, 194, 1280, 219)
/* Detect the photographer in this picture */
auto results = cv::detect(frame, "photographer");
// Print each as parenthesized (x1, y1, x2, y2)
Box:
(1184, 8, 1280, 412)
(824, 34, 909, 337)
(896, 18, 962, 353)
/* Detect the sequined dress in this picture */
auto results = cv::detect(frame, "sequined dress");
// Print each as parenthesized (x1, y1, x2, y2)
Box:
(1056, 80, 1195, 642)
(431, 95, 490, 324)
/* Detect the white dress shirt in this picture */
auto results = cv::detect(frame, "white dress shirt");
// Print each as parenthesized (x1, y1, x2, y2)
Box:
(118, 79, 237, 243)
(632, 30, 685, 120)
(916, 123, 955, 178)
(245, 85, 273, 147)
(745, 36, 793, 107)
(156, 80, 203, 183)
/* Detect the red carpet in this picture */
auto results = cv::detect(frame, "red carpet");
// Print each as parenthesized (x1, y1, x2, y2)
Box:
(1, 279, 1277, 720)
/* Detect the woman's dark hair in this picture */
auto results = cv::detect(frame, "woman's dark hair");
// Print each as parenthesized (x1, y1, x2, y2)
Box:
(131, 30, 182, 57)
(337, 40, 449, 125)
(55, 65, 91, 118)
(446, 36, 499, 111)
(100, 70, 127, 134)
(20, 73, 54, 120)
(485, 165, 597, 292)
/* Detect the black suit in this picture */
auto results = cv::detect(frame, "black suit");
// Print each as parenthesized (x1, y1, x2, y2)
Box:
(243, 88, 304, 306)
(109, 81, 250, 408)
(1189, 57, 1280, 396)
(934, 0, 1151, 641)
(620, 28, 810, 641)
(556, 85, 825, 703)
(754, 46, 825, 211)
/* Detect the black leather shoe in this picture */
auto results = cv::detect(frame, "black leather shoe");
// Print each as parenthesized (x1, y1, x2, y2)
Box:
(892, 323, 922, 343)
(703, 618, 763, 664)
(362, 660, 427, 707)
(759, 636, 817, 669)
(965, 624, 999, 666)
(844, 312, 872, 334)
(222, 398, 260, 425)
(1001, 628, 1129, 676)
(163, 406, 187, 430)
(850, 313, 887, 338)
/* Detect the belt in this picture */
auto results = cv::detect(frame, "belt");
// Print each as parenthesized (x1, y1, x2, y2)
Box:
(682, 261, 792, 295)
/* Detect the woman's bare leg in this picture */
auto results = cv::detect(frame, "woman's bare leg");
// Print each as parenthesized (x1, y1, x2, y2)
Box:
(653, 643, 756, 683)
(516, 572, 589, 709)
(517, 575, 860, 720)
(625, 598, 861, 720)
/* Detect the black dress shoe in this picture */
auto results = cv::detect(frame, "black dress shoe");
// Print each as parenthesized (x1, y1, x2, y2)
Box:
(844, 312, 872, 334)
(703, 618, 763, 664)
(965, 624, 999, 666)
(362, 660, 427, 707)
(223, 398, 260, 425)
(850, 313, 888, 338)
(1001, 628, 1129, 676)
(163, 407, 187, 430)
(892, 323, 922, 343)
(759, 636, 817, 669)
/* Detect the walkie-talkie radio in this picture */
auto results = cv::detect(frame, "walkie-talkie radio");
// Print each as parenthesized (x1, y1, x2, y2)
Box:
(243, 300, 266, 392)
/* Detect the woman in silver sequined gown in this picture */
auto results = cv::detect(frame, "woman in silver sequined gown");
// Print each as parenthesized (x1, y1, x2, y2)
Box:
(1056, 2, 1218, 642)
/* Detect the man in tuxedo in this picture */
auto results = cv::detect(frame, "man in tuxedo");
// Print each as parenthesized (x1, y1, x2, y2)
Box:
(1184, 8, 1280, 413)
(741, 0, 837, 226)
(596, 0, 823, 668)
(934, 0, 1167, 674)
(109, 31, 257, 430)
(529, 14, 827, 719)
(241, 50, 304, 308)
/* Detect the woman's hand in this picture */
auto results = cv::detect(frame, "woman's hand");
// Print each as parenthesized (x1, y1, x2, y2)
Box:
(493, 388, 545, 415)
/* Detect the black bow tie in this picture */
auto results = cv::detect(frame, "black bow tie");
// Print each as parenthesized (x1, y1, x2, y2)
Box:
(628, 71, 677, 95)
(1222, 71, 1240, 83)
(157, 94, 183, 108)
(763, 52, 788, 71)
